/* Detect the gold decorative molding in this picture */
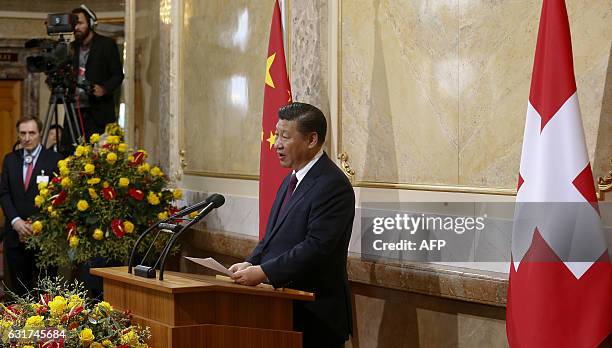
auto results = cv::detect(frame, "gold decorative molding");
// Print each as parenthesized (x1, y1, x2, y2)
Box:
(182, 170, 259, 180)
(179, 149, 188, 170)
(597, 159, 612, 201)
(338, 152, 355, 183)
(354, 181, 516, 196)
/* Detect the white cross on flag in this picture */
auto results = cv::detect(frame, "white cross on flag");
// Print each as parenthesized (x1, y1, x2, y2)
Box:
(506, 1, 612, 346)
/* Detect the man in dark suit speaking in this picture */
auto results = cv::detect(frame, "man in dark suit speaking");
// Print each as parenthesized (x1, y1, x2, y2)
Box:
(230, 102, 355, 347)
(0, 116, 62, 295)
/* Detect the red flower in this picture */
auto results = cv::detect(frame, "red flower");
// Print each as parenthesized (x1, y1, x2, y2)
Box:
(133, 151, 146, 165)
(66, 222, 77, 237)
(111, 219, 125, 238)
(102, 187, 117, 200)
(128, 188, 144, 201)
(52, 176, 61, 184)
(53, 190, 67, 206)
(36, 306, 48, 315)
(68, 305, 84, 318)
(40, 293, 52, 305)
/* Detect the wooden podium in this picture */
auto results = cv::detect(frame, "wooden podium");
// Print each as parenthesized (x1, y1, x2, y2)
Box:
(91, 267, 314, 348)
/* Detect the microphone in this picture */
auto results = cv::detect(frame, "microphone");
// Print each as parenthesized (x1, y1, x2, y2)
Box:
(129, 193, 226, 280)
(168, 193, 225, 219)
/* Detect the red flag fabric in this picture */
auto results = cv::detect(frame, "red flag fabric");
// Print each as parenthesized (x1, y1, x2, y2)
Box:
(507, 1, 612, 346)
(259, 0, 292, 240)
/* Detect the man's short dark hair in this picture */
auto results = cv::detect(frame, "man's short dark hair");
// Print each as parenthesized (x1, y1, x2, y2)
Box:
(16, 116, 42, 133)
(49, 124, 63, 132)
(278, 102, 327, 145)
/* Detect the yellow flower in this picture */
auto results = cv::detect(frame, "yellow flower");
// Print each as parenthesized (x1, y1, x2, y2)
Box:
(48, 296, 67, 316)
(124, 221, 135, 234)
(173, 189, 183, 200)
(93, 229, 104, 240)
(118, 143, 128, 153)
(150, 166, 163, 177)
(106, 152, 117, 165)
(118, 177, 130, 187)
(96, 301, 113, 316)
(58, 159, 67, 168)
(38, 182, 47, 190)
(79, 328, 95, 345)
(91, 343, 103, 348)
(61, 177, 71, 188)
(24, 315, 44, 328)
(127, 155, 134, 162)
(31, 221, 43, 235)
(189, 211, 198, 219)
(147, 191, 160, 205)
(87, 178, 101, 185)
(47, 206, 53, 213)
(68, 294, 83, 308)
(77, 200, 89, 211)
(60, 166, 70, 177)
(75, 145, 85, 157)
(88, 188, 98, 199)
(90, 133, 100, 143)
(50, 211, 58, 218)
(69, 235, 79, 248)
(106, 135, 120, 144)
(34, 195, 44, 207)
(102, 181, 110, 188)
(138, 163, 150, 173)
(83, 145, 92, 155)
(120, 330, 139, 346)
(39, 188, 49, 197)
(157, 211, 168, 220)
(102, 339, 113, 347)
(84, 163, 95, 175)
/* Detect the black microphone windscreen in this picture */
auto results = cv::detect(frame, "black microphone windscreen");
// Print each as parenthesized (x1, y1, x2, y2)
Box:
(208, 194, 225, 208)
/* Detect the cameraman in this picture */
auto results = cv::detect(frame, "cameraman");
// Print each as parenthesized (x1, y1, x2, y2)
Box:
(63, 5, 123, 145)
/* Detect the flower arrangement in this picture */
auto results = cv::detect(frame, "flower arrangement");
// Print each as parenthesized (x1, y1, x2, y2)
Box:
(28, 124, 182, 267)
(0, 277, 150, 348)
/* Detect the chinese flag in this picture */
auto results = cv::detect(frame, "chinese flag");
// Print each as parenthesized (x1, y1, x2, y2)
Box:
(507, 0, 612, 346)
(259, 0, 292, 240)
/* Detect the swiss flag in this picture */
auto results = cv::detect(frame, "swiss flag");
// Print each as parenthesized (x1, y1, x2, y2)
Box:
(259, 0, 292, 240)
(507, 1, 612, 347)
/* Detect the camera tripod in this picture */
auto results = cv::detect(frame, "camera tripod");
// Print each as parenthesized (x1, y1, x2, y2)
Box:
(41, 84, 84, 153)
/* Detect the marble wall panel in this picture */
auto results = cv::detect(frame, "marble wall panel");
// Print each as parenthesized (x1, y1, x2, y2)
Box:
(134, 0, 161, 162)
(0, 18, 46, 39)
(341, 0, 612, 189)
(181, 0, 274, 176)
(342, 0, 459, 185)
(459, 0, 612, 188)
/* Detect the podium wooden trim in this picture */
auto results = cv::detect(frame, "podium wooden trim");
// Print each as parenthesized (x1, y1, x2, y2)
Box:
(91, 267, 314, 348)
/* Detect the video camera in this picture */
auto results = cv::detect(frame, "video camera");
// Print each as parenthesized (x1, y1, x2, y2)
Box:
(25, 13, 78, 90)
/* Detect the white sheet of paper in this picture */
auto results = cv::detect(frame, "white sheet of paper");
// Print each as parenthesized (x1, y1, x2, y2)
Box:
(184, 256, 233, 276)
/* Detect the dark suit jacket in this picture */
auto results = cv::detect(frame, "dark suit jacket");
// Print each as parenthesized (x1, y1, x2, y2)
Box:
(0, 147, 62, 248)
(72, 33, 124, 125)
(247, 152, 355, 340)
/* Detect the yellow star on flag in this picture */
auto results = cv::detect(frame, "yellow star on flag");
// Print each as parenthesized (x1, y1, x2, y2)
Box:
(265, 53, 276, 88)
(266, 131, 276, 150)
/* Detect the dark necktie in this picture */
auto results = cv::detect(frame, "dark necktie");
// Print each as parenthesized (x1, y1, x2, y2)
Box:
(279, 174, 298, 213)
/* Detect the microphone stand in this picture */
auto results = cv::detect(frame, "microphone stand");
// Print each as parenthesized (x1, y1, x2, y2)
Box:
(128, 198, 220, 280)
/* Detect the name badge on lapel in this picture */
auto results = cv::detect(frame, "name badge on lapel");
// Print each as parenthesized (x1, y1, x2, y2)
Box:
(36, 170, 49, 184)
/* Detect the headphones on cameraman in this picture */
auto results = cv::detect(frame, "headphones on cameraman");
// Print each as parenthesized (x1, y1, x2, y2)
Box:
(80, 4, 97, 30)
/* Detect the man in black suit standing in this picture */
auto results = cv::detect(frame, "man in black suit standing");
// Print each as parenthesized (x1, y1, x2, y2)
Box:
(230, 102, 355, 347)
(63, 4, 124, 144)
(0, 116, 62, 295)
